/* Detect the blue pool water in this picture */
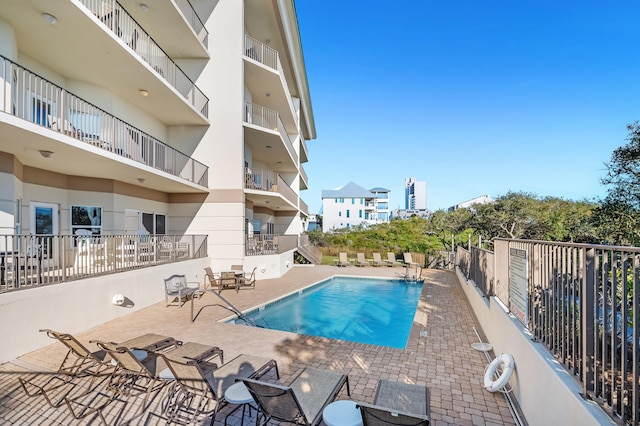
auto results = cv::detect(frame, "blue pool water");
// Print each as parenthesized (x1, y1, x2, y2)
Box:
(236, 276, 423, 349)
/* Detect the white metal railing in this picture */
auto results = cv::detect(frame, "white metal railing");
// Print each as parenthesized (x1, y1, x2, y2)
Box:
(300, 164, 308, 186)
(79, 0, 208, 116)
(245, 234, 297, 256)
(0, 234, 208, 293)
(244, 35, 279, 70)
(0, 55, 208, 187)
(175, 0, 208, 48)
(244, 167, 297, 206)
(245, 102, 297, 164)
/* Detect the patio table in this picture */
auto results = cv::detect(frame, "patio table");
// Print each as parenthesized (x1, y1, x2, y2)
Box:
(373, 379, 430, 418)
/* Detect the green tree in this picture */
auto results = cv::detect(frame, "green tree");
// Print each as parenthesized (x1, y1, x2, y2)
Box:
(594, 122, 640, 245)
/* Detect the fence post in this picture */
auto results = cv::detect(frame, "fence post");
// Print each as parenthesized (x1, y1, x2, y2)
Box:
(581, 247, 595, 396)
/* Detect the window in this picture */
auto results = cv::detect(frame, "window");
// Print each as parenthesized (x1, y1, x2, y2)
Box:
(346, 210, 350, 218)
(359, 210, 362, 218)
(352, 198, 355, 204)
(71, 205, 102, 237)
(142, 212, 166, 234)
(360, 198, 363, 204)
(15, 198, 21, 235)
(338, 212, 342, 217)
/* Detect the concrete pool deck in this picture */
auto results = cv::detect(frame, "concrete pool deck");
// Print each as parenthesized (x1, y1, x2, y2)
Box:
(0, 265, 517, 425)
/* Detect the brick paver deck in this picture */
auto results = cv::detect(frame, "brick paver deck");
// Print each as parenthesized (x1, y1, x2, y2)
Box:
(0, 265, 517, 425)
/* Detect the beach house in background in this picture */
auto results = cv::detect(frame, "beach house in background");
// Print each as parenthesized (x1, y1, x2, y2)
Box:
(393, 177, 430, 219)
(321, 182, 390, 232)
(448, 195, 494, 212)
(0, 0, 316, 361)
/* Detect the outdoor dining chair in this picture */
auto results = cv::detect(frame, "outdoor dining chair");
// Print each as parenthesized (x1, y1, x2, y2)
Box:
(240, 367, 350, 425)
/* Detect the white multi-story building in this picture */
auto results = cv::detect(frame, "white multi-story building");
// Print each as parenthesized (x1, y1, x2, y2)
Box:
(405, 177, 427, 210)
(448, 195, 494, 212)
(369, 187, 390, 222)
(0, 0, 315, 360)
(321, 182, 390, 232)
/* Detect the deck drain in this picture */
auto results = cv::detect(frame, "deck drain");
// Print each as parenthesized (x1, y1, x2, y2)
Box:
(420, 331, 428, 337)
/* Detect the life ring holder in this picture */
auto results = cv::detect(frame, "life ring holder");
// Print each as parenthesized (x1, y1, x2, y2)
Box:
(483, 353, 515, 393)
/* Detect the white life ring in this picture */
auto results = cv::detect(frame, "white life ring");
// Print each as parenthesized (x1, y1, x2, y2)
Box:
(484, 353, 515, 392)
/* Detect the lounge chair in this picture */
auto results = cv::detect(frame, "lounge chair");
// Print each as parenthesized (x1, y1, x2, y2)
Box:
(335, 252, 351, 267)
(371, 253, 386, 267)
(403, 253, 419, 267)
(357, 379, 430, 425)
(241, 367, 350, 425)
(19, 329, 112, 407)
(355, 253, 370, 267)
(386, 252, 402, 267)
(65, 340, 168, 423)
(161, 353, 279, 425)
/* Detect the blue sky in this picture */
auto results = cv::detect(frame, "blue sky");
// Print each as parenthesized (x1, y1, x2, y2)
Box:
(295, 1, 640, 214)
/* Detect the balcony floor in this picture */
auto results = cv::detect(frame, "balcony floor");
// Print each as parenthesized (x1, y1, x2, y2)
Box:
(0, 265, 516, 425)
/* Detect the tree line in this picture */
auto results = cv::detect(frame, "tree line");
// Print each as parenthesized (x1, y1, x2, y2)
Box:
(309, 122, 640, 253)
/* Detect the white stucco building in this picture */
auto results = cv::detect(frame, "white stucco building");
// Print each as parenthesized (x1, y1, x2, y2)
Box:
(405, 177, 427, 210)
(321, 182, 390, 232)
(0, 0, 317, 360)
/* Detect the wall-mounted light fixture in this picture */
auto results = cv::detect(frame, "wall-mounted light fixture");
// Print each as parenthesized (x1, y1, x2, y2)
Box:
(42, 13, 57, 24)
(39, 150, 54, 158)
(139, 89, 149, 97)
(140, 4, 149, 12)
(137, 178, 146, 184)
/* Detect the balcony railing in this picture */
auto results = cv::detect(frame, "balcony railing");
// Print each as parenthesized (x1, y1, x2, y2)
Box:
(0, 55, 208, 187)
(80, 0, 208, 116)
(245, 234, 297, 256)
(245, 102, 297, 164)
(299, 198, 309, 216)
(458, 239, 640, 425)
(244, 35, 280, 70)
(244, 168, 297, 207)
(175, 0, 208, 48)
(0, 234, 208, 293)
(300, 164, 308, 186)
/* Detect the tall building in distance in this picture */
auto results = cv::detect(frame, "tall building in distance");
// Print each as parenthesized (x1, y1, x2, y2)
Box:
(405, 178, 427, 210)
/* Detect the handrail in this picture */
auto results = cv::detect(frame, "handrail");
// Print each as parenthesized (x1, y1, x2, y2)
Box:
(244, 167, 297, 207)
(0, 54, 208, 187)
(460, 238, 640, 424)
(245, 102, 297, 164)
(79, 0, 208, 116)
(0, 234, 208, 293)
(175, 0, 208, 47)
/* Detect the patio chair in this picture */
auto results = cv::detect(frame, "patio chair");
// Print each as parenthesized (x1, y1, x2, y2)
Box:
(19, 329, 112, 407)
(241, 367, 349, 426)
(161, 353, 279, 425)
(358, 379, 430, 425)
(238, 266, 257, 289)
(403, 253, 419, 267)
(371, 253, 385, 267)
(355, 253, 370, 267)
(164, 274, 201, 307)
(386, 252, 402, 267)
(335, 252, 351, 267)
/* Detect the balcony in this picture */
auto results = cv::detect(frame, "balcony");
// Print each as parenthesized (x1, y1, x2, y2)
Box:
(244, 102, 298, 171)
(0, 234, 208, 293)
(0, 55, 208, 191)
(244, 168, 298, 211)
(245, 234, 298, 256)
(300, 164, 309, 190)
(300, 136, 309, 163)
(243, 35, 297, 132)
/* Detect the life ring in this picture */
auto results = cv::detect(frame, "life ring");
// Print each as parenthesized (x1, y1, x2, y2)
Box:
(483, 353, 515, 392)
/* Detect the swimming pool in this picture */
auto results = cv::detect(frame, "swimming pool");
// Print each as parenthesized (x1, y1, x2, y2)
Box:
(232, 276, 424, 349)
